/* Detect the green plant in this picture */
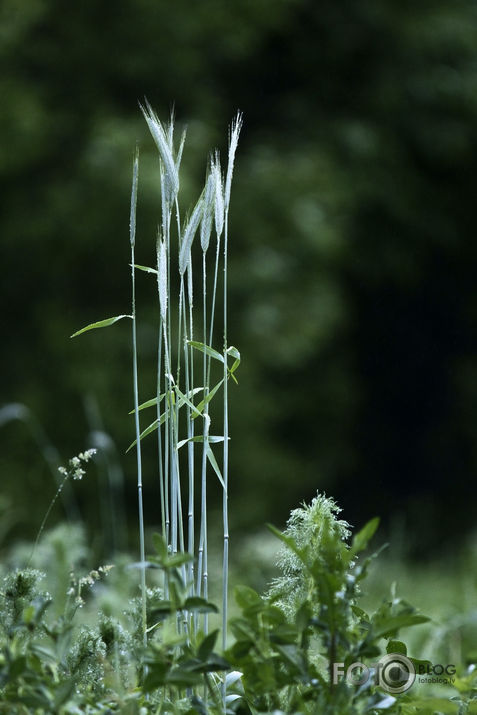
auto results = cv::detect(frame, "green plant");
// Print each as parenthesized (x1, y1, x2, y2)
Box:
(71, 105, 242, 703)
(225, 492, 429, 714)
(2, 107, 475, 714)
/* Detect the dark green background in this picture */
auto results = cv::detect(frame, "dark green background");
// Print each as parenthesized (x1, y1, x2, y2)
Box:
(2, 0, 477, 557)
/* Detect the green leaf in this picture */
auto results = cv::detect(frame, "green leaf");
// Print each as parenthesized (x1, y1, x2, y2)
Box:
(166, 668, 202, 687)
(133, 263, 158, 274)
(267, 523, 307, 564)
(188, 340, 224, 363)
(372, 613, 430, 639)
(226, 345, 241, 379)
(234, 585, 262, 610)
(129, 393, 165, 414)
(350, 517, 380, 556)
(198, 630, 219, 661)
(53, 678, 76, 709)
(387, 639, 407, 655)
(70, 314, 132, 338)
(152, 532, 167, 559)
(174, 385, 202, 418)
(193, 379, 224, 416)
(163, 552, 194, 568)
(274, 644, 307, 674)
(127, 387, 206, 451)
(206, 444, 225, 489)
(183, 596, 218, 613)
(130, 387, 203, 414)
(126, 417, 160, 452)
(177, 435, 225, 450)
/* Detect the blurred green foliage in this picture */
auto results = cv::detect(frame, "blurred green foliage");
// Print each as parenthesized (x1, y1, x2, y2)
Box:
(2, 0, 477, 555)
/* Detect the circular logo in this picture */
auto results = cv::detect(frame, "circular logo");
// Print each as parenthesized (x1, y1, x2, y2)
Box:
(377, 653, 416, 694)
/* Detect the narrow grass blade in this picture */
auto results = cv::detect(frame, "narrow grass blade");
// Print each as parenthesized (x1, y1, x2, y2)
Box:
(177, 435, 225, 450)
(126, 414, 164, 452)
(132, 264, 158, 275)
(71, 315, 132, 338)
(193, 378, 224, 416)
(206, 444, 225, 489)
(188, 340, 224, 364)
(174, 386, 202, 419)
(128, 394, 166, 414)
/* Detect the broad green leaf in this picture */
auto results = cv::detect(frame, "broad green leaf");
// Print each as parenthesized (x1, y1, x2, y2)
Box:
(152, 532, 167, 559)
(387, 639, 407, 655)
(274, 644, 307, 674)
(198, 630, 219, 661)
(163, 551, 193, 568)
(165, 669, 201, 687)
(71, 314, 132, 338)
(188, 340, 224, 363)
(350, 517, 380, 556)
(183, 596, 218, 614)
(234, 585, 262, 610)
(53, 678, 76, 709)
(372, 613, 430, 639)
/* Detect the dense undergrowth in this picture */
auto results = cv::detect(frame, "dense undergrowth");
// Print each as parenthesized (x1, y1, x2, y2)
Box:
(1, 482, 477, 713)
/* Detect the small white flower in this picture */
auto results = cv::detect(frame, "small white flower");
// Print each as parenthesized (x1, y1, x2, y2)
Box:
(79, 449, 96, 462)
(73, 468, 85, 480)
(58, 466, 67, 475)
(70, 456, 80, 467)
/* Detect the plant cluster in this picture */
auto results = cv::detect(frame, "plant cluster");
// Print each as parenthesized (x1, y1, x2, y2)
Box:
(1, 487, 476, 713)
(1, 109, 476, 714)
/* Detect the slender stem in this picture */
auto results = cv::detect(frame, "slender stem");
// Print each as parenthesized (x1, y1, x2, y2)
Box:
(182, 277, 195, 605)
(132, 245, 147, 648)
(29, 472, 70, 566)
(129, 147, 147, 648)
(156, 324, 166, 543)
(222, 215, 229, 656)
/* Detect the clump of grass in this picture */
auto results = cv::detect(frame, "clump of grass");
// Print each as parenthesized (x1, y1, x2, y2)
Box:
(72, 107, 242, 684)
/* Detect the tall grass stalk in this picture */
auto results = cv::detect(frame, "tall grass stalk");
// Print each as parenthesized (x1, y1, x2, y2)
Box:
(129, 145, 147, 647)
(222, 113, 242, 655)
(72, 106, 241, 707)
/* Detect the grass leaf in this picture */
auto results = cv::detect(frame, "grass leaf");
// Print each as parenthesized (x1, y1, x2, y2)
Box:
(206, 444, 225, 489)
(70, 315, 132, 338)
(188, 340, 224, 363)
(132, 264, 158, 274)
